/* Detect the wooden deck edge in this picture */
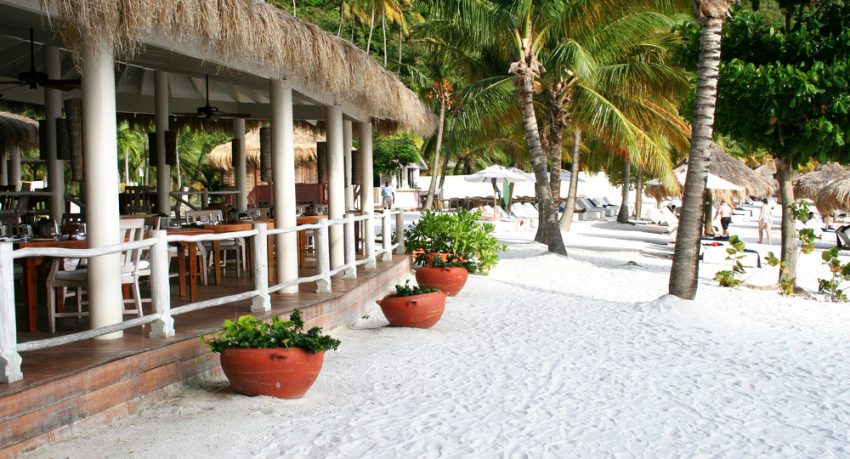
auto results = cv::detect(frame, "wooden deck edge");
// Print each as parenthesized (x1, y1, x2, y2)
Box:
(1, 256, 411, 456)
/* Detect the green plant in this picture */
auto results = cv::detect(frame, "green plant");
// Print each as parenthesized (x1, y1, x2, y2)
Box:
(714, 235, 747, 287)
(767, 201, 817, 295)
(204, 310, 340, 354)
(393, 280, 439, 297)
(817, 247, 850, 303)
(404, 210, 506, 274)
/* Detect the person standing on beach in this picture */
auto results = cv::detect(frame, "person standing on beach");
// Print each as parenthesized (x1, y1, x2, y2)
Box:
(757, 198, 774, 244)
(381, 181, 395, 209)
(715, 200, 734, 237)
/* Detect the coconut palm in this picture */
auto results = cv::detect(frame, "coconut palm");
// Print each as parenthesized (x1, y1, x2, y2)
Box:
(669, 0, 735, 300)
(116, 123, 146, 184)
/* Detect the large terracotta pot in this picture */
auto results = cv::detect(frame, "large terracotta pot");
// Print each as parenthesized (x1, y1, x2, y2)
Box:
(377, 291, 447, 328)
(410, 251, 452, 267)
(219, 348, 325, 399)
(415, 266, 469, 296)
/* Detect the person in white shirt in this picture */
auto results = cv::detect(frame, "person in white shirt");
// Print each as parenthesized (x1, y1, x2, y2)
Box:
(757, 198, 774, 244)
(380, 182, 395, 209)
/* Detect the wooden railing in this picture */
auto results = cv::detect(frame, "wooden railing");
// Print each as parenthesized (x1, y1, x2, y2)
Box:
(0, 209, 406, 384)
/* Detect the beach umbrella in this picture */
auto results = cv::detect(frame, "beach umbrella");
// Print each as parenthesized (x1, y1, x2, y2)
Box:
(815, 175, 850, 214)
(558, 170, 586, 183)
(793, 163, 848, 200)
(465, 165, 533, 211)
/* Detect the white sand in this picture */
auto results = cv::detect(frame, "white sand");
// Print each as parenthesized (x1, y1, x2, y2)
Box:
(28, 210, 850, 458)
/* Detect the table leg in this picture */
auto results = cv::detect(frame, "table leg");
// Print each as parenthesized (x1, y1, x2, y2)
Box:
(177, 244, 187, 297)
(268, 234, 275, 284)
(26, 258, 37, 332)
(188, 243, 198, 302)
(213, 241, 222, 285)
(298, 231, 306, 271)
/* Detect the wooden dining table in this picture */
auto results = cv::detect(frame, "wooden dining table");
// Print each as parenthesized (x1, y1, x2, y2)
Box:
(15, 238, 89, 333)
(166, 228, 213, 302)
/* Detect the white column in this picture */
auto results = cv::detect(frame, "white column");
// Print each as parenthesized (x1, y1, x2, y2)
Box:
(233, 118, 248, 212)
(270, 80, 298, 292)
(155, 71, 170, 215)
(343, 121, 354, 212)
(327, 106, 345, 268)
(45, 46, 65, 222)
(358, 121, 375, 268)
(358, 122, 374, 214)
(82, 39, 124, 339)
(0, 152, 7, 186)
(9, 147, 20, 190)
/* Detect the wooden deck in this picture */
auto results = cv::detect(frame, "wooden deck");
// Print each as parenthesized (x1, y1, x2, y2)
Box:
(0, 254, 411, 456)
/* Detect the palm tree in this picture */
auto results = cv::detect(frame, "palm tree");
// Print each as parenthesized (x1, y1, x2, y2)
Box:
(669, 0, 735, 300)
(116, 123, 146, 184)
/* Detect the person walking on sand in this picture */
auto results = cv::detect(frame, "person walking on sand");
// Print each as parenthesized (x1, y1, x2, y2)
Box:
(757, 198, 774, 244)
(380, 181, 395, 209)
(715, 200, 734, 237)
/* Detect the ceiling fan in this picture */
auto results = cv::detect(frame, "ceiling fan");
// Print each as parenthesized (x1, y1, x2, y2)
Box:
(0, 28, 81, 91)
(174, 74, 250, 120)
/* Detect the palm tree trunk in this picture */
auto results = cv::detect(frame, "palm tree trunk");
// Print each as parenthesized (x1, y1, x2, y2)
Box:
(337, 0, 345, 36)
(635, 165, 644, 220)
(775, 157, 799, 285)
(398, 28, 403, 68)
(424, 97, 447, 210)
(438, 149, 451, 189)
(617, 157, 631, 223)
(123, 154, 130, 184)
(292, 0, 296, 17)
(547, 110, 563, 202)
(669, 14, 725, 300)
(366, 7, 376, 54)
(517, 72, 566, 255)
(559, 128, 581, 230)
(382, 14, 388, 67)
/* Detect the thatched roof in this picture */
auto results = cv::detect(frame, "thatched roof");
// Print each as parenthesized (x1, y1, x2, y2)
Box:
(816, 175, 850, 214)
(793, 163, 849, 200)
(46, 0, 437, 136)
(207, 127, 320, 171)
(0, 111, 38, 153)
(643, 143, 774, 201)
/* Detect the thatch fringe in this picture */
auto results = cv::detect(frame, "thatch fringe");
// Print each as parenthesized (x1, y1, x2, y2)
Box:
(46, 0, 437, 136)
(0, 111, 39, 153)
(793, 163, 848, 200)
(816, 175, 850, 214)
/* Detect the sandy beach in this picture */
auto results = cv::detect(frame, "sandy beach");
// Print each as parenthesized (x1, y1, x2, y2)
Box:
(28, 209, 850, 458)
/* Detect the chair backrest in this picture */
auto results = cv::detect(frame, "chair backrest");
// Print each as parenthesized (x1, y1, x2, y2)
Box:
(184, 209, 222, 223)
(119, 218, 146, 273)
(143, 215, 161, 230)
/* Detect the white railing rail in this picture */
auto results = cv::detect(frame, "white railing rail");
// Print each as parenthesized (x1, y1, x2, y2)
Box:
(0, 210, 408, 384)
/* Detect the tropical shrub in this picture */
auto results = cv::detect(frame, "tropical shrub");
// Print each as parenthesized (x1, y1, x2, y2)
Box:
(205, 310, 340, 354)
(714, 235, 747, 287)
(404, 210, 506, 274)
(817, 247, 850, 303)
(392, 280, 439, 297)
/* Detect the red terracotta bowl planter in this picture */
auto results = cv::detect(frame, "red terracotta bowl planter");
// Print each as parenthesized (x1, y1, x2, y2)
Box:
(415, 266, 469, 296)
(377, 291, 447, 328)
(219, 348, 325, 399)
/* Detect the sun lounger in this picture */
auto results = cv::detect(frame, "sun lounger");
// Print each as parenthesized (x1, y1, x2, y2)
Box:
(587, 198, 617, 217)
(576, 199, 606, 220)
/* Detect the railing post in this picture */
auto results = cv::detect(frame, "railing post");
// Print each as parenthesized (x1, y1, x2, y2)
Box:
(316, 218, 332, 293)
(382, 209, 392, 262)
(252, 223, 271, 312)
(365, 212, 376, 269)
(395, 211, 406, 255)
(343, 212, 357, 279)
(0, 243, 23, 383)
(149, 231, 175, 339)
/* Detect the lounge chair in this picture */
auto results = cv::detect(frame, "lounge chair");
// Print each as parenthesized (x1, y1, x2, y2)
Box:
(575, 199, 605, 221)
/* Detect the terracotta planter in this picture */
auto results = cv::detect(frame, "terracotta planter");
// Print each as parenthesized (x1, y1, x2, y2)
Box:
(219, 348, 325, 399)
(377, 291, 447, 328)
(415, 266, 469, 296)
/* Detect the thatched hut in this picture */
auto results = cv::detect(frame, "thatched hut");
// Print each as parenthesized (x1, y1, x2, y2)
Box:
(0, 112, 38, 153)
(643, 143, 774, 203)
(793, 163, 848, 200)
(815, 175, 850, 214)
(207, 125, 323, 202)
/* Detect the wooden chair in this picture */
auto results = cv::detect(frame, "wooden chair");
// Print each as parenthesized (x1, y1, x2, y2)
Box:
(187, 209, 245, 276)
(45, 218, 151, 333)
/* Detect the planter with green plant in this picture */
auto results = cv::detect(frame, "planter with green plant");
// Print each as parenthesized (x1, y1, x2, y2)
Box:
(376, 280, 447, 328)
(414, 255, 471, 296)
(205, 310, 340, 399)
(404, 210, 506, 295)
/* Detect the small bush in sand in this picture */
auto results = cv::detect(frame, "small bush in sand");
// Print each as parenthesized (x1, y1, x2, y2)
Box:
(817, 247, 850, 302)
(714, 235, 747, 287)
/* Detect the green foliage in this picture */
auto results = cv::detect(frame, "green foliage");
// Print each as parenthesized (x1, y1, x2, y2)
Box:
(373, 132, 421, 177)
(817, 247, 850, 302)
(393, 280, 439, 297)
(766, 251, 796, 295)
(714, 235, 747, 287)
(404, 210, 506, 274)
(204, 310, 340, 354)
(715, 3, 850, 168)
